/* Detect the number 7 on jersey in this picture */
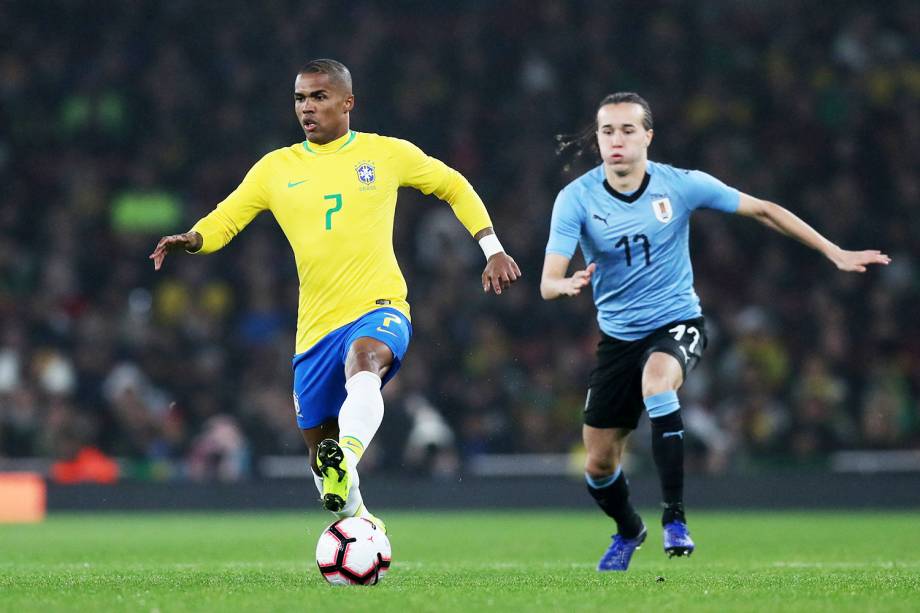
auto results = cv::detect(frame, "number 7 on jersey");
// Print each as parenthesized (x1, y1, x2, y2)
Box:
(324, 193, 343, 230)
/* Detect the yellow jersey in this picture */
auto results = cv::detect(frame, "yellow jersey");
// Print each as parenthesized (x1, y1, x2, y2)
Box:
(190, 130, 493, 354)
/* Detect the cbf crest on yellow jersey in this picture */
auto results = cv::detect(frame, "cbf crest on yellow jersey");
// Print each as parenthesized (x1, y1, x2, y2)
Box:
(190, 131, 493, 354)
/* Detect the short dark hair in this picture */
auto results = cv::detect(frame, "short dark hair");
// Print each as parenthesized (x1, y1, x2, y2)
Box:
(298, 58, 353, 92)
(598, 92, 653, 130)
(555, 92, 654, 169)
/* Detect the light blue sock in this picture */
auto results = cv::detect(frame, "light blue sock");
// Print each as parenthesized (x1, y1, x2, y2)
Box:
(585, 466, 622, 490)
(644, 390, 679, 418)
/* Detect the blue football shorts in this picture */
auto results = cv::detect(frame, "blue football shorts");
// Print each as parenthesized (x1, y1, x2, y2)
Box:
(292, 307, 412, 429)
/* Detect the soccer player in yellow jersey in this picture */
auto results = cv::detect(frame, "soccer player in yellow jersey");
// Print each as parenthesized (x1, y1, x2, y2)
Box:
(150, 59, 521, 529)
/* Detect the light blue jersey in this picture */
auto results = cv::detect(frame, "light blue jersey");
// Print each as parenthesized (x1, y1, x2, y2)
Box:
(546, 161, 740, 340)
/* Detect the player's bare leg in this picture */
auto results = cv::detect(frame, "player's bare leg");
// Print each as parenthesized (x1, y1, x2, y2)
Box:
(313, 337, 393, 530)
(585, 426, 646, 571)
(642, 351, 694, 557)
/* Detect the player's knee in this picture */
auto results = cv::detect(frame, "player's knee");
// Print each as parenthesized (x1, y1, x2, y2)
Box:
(351, 349, 376, 368)
(347, 349, 384, 375)
(346, 340, 394, 378)
(585, 453, 620, 477)
(642, 357, 681, 397)
(642, 376, 673, 398)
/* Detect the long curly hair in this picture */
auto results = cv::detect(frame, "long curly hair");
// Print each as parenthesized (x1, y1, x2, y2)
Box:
(555, 92, 653, 171)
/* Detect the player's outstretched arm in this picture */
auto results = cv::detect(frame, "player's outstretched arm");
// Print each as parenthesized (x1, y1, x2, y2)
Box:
(540, 253, 595, 299)
(476, 228, 521, 295)
(149, 231, 203, 271)
(390, 138, 521, 293)
(736, 194, 891, 273)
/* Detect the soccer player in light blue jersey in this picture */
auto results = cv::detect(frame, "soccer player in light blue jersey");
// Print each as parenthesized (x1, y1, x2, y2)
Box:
(541, 93, 890, 571)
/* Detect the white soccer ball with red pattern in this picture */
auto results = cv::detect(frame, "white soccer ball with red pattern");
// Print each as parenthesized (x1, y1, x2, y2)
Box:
(315, 517, 391, 585)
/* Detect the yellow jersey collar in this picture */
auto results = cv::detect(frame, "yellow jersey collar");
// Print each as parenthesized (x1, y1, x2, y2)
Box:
(303, 130, 357, 155)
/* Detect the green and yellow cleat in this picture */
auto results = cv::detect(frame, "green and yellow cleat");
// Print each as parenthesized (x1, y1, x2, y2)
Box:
(356, 505, 387, 534)
(316, 439, 349, 512)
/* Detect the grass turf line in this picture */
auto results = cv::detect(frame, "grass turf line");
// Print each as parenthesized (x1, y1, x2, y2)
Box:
(1, 510, 918, 612)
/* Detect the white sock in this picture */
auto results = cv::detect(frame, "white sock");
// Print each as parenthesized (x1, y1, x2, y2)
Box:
(338, 371, 384, 470)
(333, 483, 364, 519)
(312, 470, 324, 499)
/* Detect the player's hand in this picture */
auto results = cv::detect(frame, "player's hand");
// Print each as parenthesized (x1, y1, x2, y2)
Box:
(830, 248, 891, 273)
(482, 252, 522, 295)
(149, 232, 202, 270)
(560, 262, 596, 296)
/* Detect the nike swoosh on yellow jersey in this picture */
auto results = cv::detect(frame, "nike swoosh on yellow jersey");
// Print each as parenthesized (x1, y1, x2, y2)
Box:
(190, 132, 493, 355)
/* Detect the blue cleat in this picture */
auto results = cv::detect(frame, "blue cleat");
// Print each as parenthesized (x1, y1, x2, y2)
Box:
(663, 521, 694, 557)
(597, 527, 647, 571)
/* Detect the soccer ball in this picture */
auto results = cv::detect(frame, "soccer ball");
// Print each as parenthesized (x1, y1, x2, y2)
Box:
(315, 517, 392, 585)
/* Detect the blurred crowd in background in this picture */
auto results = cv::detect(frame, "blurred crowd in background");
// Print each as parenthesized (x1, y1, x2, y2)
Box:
(1, 1, 918, 481)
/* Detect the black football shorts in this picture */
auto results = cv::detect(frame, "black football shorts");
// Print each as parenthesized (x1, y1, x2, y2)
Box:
(583, 317, 707, 429)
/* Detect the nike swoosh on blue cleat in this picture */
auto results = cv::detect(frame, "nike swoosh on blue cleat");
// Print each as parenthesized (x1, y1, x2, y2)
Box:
(287, 180, 308, 188)
(663, 520, 695, 557)
(597, 526, 647, 571)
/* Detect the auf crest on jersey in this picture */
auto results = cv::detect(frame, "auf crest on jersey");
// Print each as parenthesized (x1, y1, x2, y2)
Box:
(652, 197, 673, 223)
(355, 161, 377, 191)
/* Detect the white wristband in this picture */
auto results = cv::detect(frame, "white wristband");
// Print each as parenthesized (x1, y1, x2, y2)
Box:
(478, 234, 504, 260)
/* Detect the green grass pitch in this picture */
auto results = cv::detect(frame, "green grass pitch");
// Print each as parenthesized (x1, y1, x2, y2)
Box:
(2, 510, 918, 612)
